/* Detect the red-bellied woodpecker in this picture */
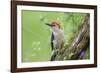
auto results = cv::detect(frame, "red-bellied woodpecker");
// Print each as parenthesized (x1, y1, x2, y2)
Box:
(45, 21, 65, 61)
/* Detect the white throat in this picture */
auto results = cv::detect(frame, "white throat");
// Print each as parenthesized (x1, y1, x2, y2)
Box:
(52, 27, 60, 33)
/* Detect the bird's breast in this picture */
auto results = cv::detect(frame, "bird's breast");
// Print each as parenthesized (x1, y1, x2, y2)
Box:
(53, 31, 64, 43)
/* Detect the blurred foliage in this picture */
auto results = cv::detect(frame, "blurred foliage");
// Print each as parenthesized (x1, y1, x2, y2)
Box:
(22, 10, 89, 62)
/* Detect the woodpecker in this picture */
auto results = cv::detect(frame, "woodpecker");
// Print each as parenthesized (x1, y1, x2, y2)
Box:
(45, 21, 65, 61)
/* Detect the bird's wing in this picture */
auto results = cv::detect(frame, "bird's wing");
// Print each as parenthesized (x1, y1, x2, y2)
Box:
(51, 32, 54, 50)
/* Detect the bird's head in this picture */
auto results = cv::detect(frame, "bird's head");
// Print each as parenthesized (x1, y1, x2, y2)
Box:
(45, 21, 60, 29)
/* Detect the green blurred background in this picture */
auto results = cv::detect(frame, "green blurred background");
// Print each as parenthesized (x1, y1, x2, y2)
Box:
(22, 10, 88, 62)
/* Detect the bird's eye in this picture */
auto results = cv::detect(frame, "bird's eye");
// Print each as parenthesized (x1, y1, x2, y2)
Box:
(52, 25, 55, 26)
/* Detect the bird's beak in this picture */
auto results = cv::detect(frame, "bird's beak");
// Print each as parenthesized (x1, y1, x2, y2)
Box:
(45, 23, 52, 27)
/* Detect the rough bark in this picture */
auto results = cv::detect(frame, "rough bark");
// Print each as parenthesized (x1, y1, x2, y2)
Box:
(54, 14, 90, 60)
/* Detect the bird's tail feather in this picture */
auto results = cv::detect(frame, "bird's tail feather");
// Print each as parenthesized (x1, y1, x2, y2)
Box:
(51, 50, 58, 61)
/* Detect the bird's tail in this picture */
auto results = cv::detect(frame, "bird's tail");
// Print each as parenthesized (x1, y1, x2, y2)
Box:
(51, 50, 58, 61)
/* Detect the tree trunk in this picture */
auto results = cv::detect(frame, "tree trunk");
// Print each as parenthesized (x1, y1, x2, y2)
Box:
(54, 14, 90, 60)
